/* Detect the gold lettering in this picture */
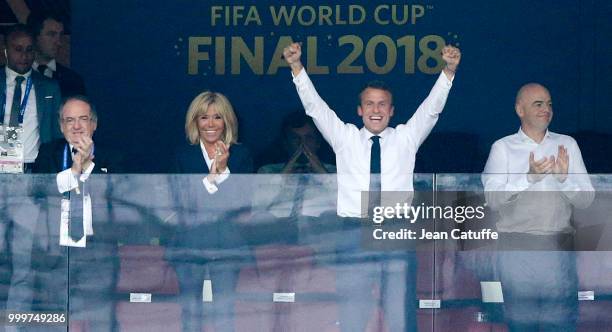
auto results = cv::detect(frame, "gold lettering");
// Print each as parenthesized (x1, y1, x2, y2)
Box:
(267, 36, 294, 75)
(211, 6, 223, 26)
(318, 6, 332, 25)
(334, 5, 346, 25)
(270, 6, 296, 26)
(297, 6, 316, 26)
(397, 35, 416, 74)
(349, 5, 366, 25)
(374, 5, 390, 25)
(391, 5, 409, 25)
(306, 36, 329, 74)
(188, 37, 211, 75)
(412, 5, 425, 24)
(215, 37, 225, 74)
(365, 35, 396, 74)
(244, 6, 262, 26)
(337, 35, 364, 74)
(231, 37, 263, 74)
(418, 35, 445, 74)
(232, 6, 244, 26)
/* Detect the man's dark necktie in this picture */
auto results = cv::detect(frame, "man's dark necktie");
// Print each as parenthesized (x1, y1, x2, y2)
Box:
(69, 190, 84, 240)
(368, 136, 381, 215)
(8, 76, 25, 126)
(69, 149, 84, 240)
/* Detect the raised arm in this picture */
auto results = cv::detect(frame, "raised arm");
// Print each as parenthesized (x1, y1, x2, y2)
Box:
(400, 45, 461, 150)
(283, 42, 353, 150)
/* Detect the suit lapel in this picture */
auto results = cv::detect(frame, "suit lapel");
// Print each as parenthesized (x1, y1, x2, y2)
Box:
(194, 145, 211, 173)
(55, 139, 70, 171)
(0, 68, 6, 110)
(32, 72, 46, 123)
(54, 64, 64, 80)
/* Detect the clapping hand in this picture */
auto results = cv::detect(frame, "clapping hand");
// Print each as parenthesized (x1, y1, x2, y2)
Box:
(71, 135, 94, 175)
(527, 152, 554, 183)
(553, 145, 569, 183)
(207, 141, 229, 183)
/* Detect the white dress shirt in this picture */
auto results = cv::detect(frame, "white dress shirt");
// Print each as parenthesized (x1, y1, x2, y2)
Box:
(56, 156, 95, 194)
(482, 128, 595, 234)
(292, 69, 453, 217)
(33, 60, 57, 78)
(3, 67, 39, 162)
(200, 141, 230, 194)
(56, 148, 95, 244)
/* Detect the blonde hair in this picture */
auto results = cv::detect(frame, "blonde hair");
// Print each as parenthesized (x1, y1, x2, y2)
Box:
(184, 91, 238, 145)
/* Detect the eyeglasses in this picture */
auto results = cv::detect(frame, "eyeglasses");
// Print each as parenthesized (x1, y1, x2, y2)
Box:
(62, 116, 92, 126)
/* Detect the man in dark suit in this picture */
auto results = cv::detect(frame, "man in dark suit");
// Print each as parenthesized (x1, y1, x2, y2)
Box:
(30, 96, 119, 330)
(27, 11, 87, 97)
(34, 95, 122, 174)
(1, 24, 62, 172)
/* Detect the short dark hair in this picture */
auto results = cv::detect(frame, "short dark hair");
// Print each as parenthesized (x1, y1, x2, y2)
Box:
(283, 110, 314, 130)
(4, 24, 33, 42)
(26, 11, 63, 38)
(359, 80, 393, 105)
(281, 111, 315, 136)
(58, 95, 98, 123)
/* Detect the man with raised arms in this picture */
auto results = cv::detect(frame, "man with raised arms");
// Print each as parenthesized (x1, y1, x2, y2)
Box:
(284, 42, 460, 331)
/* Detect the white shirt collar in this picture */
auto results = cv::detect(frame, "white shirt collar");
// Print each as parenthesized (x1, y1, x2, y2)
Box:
(5, 66, 32, 83)
(34, 59, 57, 72)
(360, 126, 391, 142)
(199, 140, 214, 168)
(517, 127, 551, 144)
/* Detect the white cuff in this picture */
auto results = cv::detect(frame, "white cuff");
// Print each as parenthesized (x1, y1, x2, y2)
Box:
(292, 67, 307, 82)
(216, 166, 230, 184)
(202, 176, 219, 194)
(80, 162, 95, 181)
(202, 166, 230, 194)
(56, 162, 95, 194)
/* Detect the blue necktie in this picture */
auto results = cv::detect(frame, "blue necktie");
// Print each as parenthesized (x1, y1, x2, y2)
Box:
(8, 76, 25, 126)
(69, 190, 85, 241)
(69, 148, 84, 240)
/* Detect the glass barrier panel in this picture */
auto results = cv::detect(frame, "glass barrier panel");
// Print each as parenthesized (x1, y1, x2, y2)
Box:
(432, 173, 612, 331)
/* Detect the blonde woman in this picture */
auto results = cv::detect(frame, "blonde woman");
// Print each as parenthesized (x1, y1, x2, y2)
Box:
(171, 91, 252, 331)
(174, 91, 253, 190)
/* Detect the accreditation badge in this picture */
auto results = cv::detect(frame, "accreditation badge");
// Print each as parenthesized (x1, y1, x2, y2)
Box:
(0, 126, 24, 174)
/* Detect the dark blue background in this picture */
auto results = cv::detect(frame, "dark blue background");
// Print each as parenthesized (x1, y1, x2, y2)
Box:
(71, 0, 612, 173)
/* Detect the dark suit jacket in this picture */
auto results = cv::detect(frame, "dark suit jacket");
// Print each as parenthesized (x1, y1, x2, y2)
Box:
(0, 66, 62, 144)
(52, 63, 86, 97)
(33, 138, 124, 174)
(174, 143, 253, 174)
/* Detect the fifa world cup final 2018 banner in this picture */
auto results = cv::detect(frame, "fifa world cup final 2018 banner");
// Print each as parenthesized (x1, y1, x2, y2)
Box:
(186, 4, 450, 76)
(71, 1, 608, 172)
